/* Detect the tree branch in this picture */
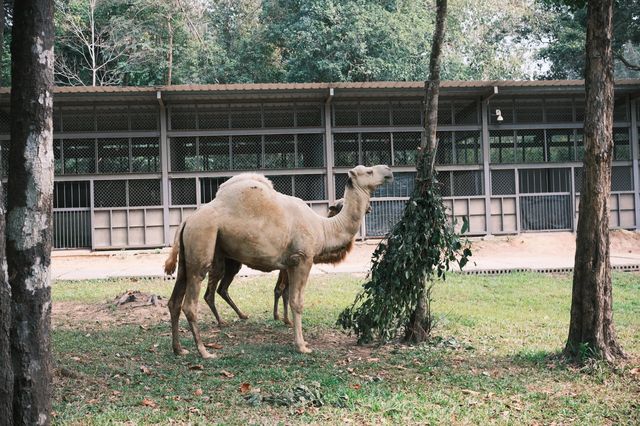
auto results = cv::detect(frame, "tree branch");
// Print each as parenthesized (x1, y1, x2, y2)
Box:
(615, 51, 640, 72)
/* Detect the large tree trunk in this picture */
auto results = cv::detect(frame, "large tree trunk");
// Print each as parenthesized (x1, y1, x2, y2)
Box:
(565, 0, 624, 362)
(0, 2, 14, 422)
(404, 0, 447, 344)
(6, 0, 55, 424)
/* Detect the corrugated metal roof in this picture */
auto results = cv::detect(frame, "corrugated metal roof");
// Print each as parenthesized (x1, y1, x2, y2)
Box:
(0, 79, 638, 95)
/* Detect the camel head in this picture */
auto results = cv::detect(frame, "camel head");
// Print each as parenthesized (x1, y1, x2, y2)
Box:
(347, 165, 393, 194)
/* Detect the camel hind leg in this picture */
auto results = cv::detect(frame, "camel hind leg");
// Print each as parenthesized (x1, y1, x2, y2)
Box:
(168, 260, 189, 355)
(204, 256, 226, 325)
(216, 259, 247, 320)
(182, 272, 215, 359)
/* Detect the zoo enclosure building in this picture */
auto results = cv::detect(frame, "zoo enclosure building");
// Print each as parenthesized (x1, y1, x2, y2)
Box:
(1, 80, 639, 250)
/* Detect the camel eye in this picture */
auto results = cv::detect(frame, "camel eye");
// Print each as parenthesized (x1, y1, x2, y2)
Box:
(367, 170, 373, 175)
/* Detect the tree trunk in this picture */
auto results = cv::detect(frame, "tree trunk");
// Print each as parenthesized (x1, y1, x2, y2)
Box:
(405, 0, 447, 343)
(6, 0, 55, 424)
(565, 0, 625, 362)
(166, 17, 173, 85)
(0, 2, 14, 422)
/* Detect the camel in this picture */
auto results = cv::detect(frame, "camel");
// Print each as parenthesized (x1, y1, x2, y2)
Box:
(165, 198, 364, 327)
(165, 164, 393, 358)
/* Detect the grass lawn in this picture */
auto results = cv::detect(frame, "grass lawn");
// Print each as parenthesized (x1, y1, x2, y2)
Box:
(52, 272, 640, 425)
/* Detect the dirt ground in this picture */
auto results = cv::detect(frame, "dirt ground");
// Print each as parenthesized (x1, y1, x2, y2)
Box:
(51, 230, 640, 280)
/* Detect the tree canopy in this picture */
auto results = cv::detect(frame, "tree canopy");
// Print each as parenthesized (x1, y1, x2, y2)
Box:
(7, 0, 632, 86)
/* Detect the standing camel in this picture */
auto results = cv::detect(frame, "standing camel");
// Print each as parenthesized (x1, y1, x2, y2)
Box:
(166, 165, 393, 358)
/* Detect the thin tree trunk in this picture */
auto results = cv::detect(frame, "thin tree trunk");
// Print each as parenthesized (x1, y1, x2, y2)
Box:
(565, 0, 624, 362)
(0, 1, 14, 421)
(405, 0, 447, 344)
(167, 17, 173, 85)
(7, 0, 55, 424)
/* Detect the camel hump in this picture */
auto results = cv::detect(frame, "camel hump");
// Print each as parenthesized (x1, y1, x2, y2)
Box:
(218, 173, 274, 193)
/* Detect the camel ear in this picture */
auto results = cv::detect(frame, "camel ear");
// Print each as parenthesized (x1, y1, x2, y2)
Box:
(348, 168, 357, 179)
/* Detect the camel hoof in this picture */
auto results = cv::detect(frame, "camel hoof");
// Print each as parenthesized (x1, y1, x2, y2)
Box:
(239, 314, 249, 320)
(174, 348, 189, 356)
(217, 320, 228, 327)
(200, 350, 217, 359)
(297, 345, 313, 354)
(283, 319, 293, 327)
(274, 314, 280, 321)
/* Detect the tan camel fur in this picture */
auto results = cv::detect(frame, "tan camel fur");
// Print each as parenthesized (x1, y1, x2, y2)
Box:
(165, 199, 358, 327)
(165, 165, 393, 358)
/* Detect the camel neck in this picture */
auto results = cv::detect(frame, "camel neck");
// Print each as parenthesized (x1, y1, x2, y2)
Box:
(321, 179, 370, 252)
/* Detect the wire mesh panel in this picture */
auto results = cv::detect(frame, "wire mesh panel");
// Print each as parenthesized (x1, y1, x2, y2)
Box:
(491, 170, 516, 195)
(515, 130, 545, 162)
(98, 138, 129, 173)
(200, 177, 229, 203)
(392, 132, 420, 166)
(232, 135, 262, 170)
(61, 106, 95, 132)
(334, 173, 349, 199)
(361, 133, 391, 166)
(613, 97, 628, 122)
(171, 178, 197, 205)
(230, 104, 262, 128)
(61, 139, 96, 174)
(131, 137, 160, 172)
(0, 107, 9, 132)
(611, 165, 634, 192)
(333, 133, 359, 166)
(613, 128, 631, 160)
(264, 134, 295, 169)
(1, 139, 9, 178)
(169, 105, 197, 130)
(96, 105, 130, 131)
(453, 99, 479, 125)
(515, 98, 543, 123)
(170, 137, 198, 171)
(544, 98, 573, 122)
(546, 130, 575, 162)
(130, 105, 159, 130)
(264, 103, 295, 128)
(333, 103, 359, 126)
(293, 174, 326, 200)
(360, 102, 390, 126)
(490, 100, 514, 124)
(198, 104, 230, 130)
(366, 200, 407, 237)
(296, 103, 323, 127)
(266, 175, 293, 196)
(489, 130, 515, 163)
(94, 180, 127, 208)
(129, 179, 161, 207)
(200, 136, 230, 171)
(296, 134, 324, 167)
(391, 101, 421, 126)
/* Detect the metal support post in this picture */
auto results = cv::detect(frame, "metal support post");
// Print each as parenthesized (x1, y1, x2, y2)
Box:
(157, 90, 172, 246)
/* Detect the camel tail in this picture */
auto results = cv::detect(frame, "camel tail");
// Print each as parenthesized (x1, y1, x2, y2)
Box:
(164, 221, 185, 275)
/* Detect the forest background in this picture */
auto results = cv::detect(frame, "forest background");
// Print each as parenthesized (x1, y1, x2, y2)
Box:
(1, 0, 639, 87)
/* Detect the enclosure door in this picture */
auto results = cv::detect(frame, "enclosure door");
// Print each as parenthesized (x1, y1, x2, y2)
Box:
(53, 181, 92, 248)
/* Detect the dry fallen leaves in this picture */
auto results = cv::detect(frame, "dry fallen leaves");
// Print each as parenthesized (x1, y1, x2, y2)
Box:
(220, 370, 235, 379)
(205, 342, 224, 350)
(194, 388, 203, 396)
(239, 383, 251, 394)
(351, 384, 361, 390)
(188, 364, 204, 371)
(141, 398, 157, 408)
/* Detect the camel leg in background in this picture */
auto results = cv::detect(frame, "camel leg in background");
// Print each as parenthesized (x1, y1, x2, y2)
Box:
(168, 261, 189, 356)
(273, 270, 291, 324)
(281, 274, 291, 326)
(287, 261, 312, 353)
(203, 256, 227, 325)
(182, 272, 215, 359)
(216, 259, 247, 320)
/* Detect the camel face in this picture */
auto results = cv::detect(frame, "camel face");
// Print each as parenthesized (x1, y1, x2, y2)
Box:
(348, 165, 393, 194)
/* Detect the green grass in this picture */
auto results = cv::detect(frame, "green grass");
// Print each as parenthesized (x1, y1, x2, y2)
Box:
(52, 273, 640, 425)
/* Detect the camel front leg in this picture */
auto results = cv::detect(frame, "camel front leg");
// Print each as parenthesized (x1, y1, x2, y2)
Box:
(183, 275, 215, 359)
(287, 261, 312, 353)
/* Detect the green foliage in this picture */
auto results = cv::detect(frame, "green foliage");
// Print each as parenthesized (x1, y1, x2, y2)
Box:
(533, 0, 640, 79)
(338, 161, 471, 344)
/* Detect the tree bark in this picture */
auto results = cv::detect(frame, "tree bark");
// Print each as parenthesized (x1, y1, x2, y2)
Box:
(6, 0, 55, 424)
(0, 1, 14, 422)
(565, 0, 624, 362)
(405, 0, 447, 344)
